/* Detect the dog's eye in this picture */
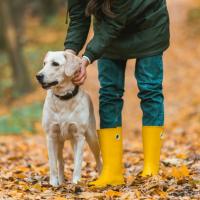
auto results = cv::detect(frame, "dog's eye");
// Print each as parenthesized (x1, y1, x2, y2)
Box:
(52, 61, 60, 67)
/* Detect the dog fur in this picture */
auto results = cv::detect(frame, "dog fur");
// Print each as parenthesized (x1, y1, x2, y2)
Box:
(36, 51, 102, 187)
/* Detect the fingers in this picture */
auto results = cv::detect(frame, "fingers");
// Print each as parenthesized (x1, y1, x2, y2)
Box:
(72, 66, 87, 85)
(73, 74, 87, 85)
(72, 57, 89, 85)
(73, 67, 85, 81)
(73, 69, 81, 79)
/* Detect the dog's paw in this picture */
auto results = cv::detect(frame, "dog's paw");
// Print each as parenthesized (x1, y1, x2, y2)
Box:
(50, 177, 60, 187)
(58, 176, 65, 185)
(72, 176, 80, 184)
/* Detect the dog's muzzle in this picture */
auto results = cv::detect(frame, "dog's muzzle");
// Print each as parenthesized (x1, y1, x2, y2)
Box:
(36, 74, 58, 89)
(41, 81, 59, 89)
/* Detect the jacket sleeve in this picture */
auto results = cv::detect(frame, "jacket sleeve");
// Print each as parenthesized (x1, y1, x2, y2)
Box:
(83, 1, 129, 62)
(64, 0, 91, 54)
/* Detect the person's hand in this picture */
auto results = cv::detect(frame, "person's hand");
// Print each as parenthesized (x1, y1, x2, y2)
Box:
(72, 57, 90, 85)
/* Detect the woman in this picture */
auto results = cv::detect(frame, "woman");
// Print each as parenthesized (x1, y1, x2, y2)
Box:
(64, 0, 170, 187)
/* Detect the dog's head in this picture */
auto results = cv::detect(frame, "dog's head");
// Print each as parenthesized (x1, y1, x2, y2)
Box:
(36, 51, 81, 89)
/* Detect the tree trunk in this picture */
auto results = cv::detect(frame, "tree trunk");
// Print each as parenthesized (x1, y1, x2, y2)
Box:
(42, 0, 59, 16)
(0, 0, 33, 94)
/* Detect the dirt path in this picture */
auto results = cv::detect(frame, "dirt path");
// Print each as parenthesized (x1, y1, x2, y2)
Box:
(0, 0, 200, 199)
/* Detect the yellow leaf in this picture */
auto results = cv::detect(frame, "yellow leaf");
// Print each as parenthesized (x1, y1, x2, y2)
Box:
(105, 190, 122, 198)
(179, 165, 190, 177)
(157, 190, 167, 198)
(38, 166, 48, 175)
(16, 166, 29, 172)
(14, 173, 26, 179)
(134, 189, 141, 199)
(32, 183, 42, 191)
(176, 154, 187, 159)
(23, 185, 30, 191)
(54, 197, 67, 200)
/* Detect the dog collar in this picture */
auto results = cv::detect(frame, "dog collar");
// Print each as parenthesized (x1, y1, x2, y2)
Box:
(55, 86, 79, 101)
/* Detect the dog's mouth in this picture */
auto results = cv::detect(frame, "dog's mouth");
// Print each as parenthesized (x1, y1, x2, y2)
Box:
(41, 81, 59, 89)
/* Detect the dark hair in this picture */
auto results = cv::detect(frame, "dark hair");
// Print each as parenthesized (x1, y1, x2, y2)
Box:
(85, 0, 115, 20)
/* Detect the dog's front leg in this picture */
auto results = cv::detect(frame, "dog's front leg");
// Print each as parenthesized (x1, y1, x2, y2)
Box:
(72, 136, 85, 184)
(57, 140, 64, 185)
(47, 134, 59, 187)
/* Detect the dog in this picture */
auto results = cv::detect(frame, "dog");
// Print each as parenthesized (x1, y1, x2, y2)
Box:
(36, 51, 102, 187)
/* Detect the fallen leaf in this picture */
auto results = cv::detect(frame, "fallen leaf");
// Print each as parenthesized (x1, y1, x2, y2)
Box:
(156, 189, 167, 198)
(14, 173, 26, 179)
(54, 197, 67, 200)
(176, 153, 187, 159)
(32, 183, 42, 192)
(134, 189, 141, 199)
(170, 165, 190, 179)
(105, 190, 122, 198)
(179, 165, 190, 177)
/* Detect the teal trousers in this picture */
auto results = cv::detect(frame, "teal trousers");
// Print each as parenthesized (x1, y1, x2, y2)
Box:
(98, 54, 164, 128)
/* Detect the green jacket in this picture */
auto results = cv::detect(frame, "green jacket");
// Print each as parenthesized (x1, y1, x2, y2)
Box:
(64, 0, 170, 62)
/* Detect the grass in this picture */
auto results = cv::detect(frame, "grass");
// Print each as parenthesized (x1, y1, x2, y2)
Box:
(0, 102, 43, 135)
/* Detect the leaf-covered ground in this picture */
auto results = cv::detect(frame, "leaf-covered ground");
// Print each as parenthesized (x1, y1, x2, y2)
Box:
(0, 0, 200, 199)
(0, 129, 199, 199)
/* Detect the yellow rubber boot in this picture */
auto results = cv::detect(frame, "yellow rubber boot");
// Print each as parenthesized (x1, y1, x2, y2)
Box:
(88, 127, 125, 188)
(141, 126, 164, 176)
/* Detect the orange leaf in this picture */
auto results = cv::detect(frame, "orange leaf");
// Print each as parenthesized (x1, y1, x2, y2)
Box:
(171, 167, 181, 178)
(54, 197, 67, 200)
(105, 190, 122, 198)
(176, 154, 187, 159)
(16, 166, 29, 172)
(157, 190, 167, 198)
(171, 165, 190, 179)
(14, 173, 26, 179)
(179, 165, 190, 177)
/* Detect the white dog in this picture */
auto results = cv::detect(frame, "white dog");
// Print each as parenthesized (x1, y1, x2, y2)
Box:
(36, 51, 102, 187)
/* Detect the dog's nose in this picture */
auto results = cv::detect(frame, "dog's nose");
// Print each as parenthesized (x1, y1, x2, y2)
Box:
(36, 74, 44, 83)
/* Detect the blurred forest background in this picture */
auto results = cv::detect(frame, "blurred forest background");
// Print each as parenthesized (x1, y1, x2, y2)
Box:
(0, 0, 67, 134)
(0, 0, 200, 199)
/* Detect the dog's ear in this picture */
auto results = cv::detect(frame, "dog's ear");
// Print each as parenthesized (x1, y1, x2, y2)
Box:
(63, 52, 81, 77)
(43, 51, 50, 63)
